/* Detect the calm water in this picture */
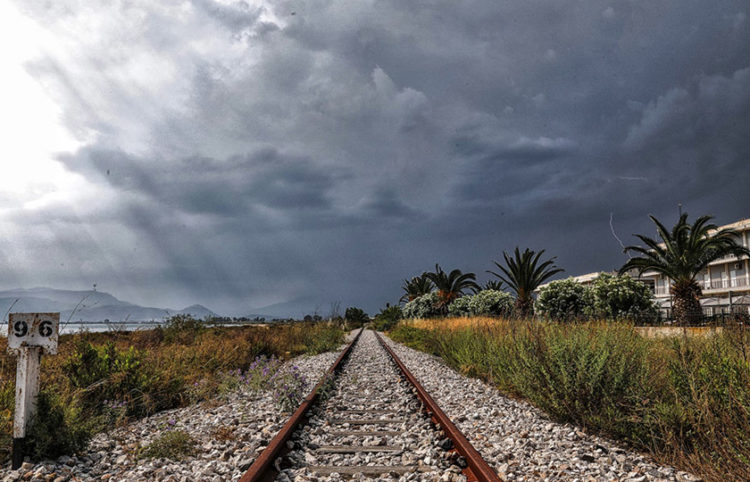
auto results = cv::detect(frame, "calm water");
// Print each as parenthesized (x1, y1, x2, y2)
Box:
(0, 320, 262, 336)
(0, 321, 165, 335)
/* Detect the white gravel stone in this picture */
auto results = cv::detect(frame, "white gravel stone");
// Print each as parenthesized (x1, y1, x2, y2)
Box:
(381, 332, 701, 482)
(283, 330, 465, 481)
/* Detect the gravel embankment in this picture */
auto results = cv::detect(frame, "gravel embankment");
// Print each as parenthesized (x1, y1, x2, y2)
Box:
(283, 329, 465, 481)
(0, 333, 355, 482)
(381, 333, 700, 482)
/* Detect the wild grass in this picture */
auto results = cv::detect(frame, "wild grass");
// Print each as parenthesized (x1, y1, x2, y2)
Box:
(138, 430, 197, 460)
(0, 319, 345, 462)
(389, 317, 750, 481)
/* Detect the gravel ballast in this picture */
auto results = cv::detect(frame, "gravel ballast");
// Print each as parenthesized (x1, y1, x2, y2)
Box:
(283, 329, 465, 481)
(381, 333, 700, 482)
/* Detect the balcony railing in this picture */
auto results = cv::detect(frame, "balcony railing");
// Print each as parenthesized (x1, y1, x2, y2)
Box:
(703, 278, 749, 290)
(655, 277, 749, 295)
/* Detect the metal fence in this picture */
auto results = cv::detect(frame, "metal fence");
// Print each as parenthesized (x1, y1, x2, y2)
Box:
(656, 303, 750, 326)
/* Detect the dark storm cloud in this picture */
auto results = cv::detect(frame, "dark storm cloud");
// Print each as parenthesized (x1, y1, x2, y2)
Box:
(59, 147, 351, 216)
(8, 0, 750, 314)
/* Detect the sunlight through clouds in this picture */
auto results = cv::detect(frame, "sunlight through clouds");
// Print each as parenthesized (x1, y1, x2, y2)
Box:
(0, 0, 80, 202)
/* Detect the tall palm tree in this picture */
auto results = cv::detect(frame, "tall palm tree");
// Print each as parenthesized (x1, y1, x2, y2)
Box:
(399, 274, 434, 303)
(619, 213, 750, 325)
(488, 247, 563, 318)
(424, 264, 480, 314)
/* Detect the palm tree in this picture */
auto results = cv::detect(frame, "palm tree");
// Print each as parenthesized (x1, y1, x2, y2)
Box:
(399, 274, 434, 303)
(471, 280, 504, 294)
(619, 213, 750, 325)
(488, 247, 563, 318)
(424, 264, 480, 314)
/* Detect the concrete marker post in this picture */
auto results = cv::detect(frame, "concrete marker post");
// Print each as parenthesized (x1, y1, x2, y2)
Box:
(7, 313, 59, 470)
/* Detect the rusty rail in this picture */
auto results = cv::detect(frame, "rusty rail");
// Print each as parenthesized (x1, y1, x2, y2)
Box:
(374, 331, 502, 482)
(239, 327, 364, 482)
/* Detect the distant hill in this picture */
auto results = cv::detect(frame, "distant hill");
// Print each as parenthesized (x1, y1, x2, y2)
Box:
(0, 287, 219, 322)
(247, 295, 329, 319)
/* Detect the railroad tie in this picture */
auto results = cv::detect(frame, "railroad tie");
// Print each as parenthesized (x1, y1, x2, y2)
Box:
(328, 430, 402, 436)
(315, 445, 403, 453)
(328, 418, 405, 425)
(330, 409, 400, 415)
(306, 466, 430, 476)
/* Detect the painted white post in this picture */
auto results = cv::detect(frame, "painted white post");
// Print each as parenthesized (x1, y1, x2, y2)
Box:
(7, 313, 59, 469)
(13, 347, 41, 464)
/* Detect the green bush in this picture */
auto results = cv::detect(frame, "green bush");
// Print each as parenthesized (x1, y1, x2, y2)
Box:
(388, 324, 437, 354)
(372, 305, 403, 331)
(402, 292, 440, 319)
(535, 278, 591, 321)
(469, 290, 514, 317)
(585, 273, 658, 322)
(24, 391, 93, 460)
(659, 332, 750, 476)
(62, 340, 176, 417)
(507, 322, 653, 439)
(447, 296, 472, 317)
(344, 307, 369, 327)
(303, 324, 345, 354)
(161, 315, 206, 344)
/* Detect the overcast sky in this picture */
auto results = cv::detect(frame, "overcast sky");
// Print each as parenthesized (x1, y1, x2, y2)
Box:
(1, 0, 748, 316)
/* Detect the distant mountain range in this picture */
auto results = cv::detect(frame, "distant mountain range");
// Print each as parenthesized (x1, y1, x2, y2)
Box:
(247, 295, 335, 320)
(0, 287, 218, 323)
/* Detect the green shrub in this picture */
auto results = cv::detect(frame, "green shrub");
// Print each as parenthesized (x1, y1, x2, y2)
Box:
(139, 430, 196, 460)
(372, 305, 403, 331)
(507, 322, 654, 439)
(62, 340, 159, 416)
(344, 307, 369, 327)
(447, 296, 472, 317)
(303, 324, 345, 354)
(585, 273, 658, 322)
(388, 324, 437, 354)
(659, 333, 750, 476)
(469, 290, 514, 317)
(161, 315, 205, 344)
(402, 292, 440, 319)
(535, 278, 591, 321)
(24, 391, 93, 460)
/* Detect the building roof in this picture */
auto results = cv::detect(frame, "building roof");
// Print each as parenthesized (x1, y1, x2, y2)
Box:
(536, 271, 614, 291)
(714, 218, 750, 233)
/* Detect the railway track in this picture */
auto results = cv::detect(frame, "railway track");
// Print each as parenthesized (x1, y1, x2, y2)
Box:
(240, 329, 500, 481)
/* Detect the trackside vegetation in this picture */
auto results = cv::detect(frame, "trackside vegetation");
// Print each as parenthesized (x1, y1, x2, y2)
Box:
(389, 318, 750, 481)
(0, 317, 346, 463)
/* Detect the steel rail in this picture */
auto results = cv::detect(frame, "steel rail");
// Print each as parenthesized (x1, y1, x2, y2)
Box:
(374, 330, 502, 482)
(239, 326, 364, 482)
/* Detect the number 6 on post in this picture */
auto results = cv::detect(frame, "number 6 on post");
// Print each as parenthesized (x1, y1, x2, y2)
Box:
(7, 313, 59, 355)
